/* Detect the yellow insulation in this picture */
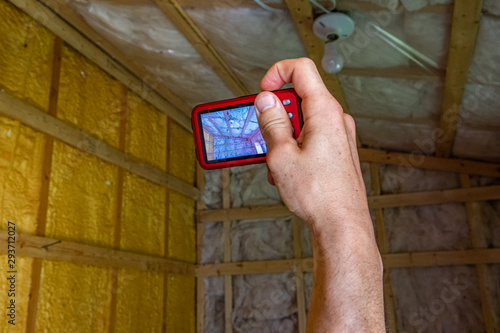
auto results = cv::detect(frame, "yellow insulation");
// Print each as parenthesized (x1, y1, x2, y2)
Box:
(0, 2, 53, 332)
(169, 121, 196, 185)
(166, 274, 196, 333)
(0, 1, 197, 332)
(165, 122, 196, 332)
(120, 92, 167, 256)
(0, 0, 53, 110)
(116, 93, 167, 331)
(115, 269, 164, 333)
(36, 261, 112, 333)
(38, 44, 121, 331)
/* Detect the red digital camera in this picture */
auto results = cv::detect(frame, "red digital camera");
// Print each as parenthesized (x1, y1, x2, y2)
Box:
(192, 88, 303, 170)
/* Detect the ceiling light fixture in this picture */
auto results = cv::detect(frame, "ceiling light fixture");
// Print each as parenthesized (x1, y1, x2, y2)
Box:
(313, 12, 355, 74)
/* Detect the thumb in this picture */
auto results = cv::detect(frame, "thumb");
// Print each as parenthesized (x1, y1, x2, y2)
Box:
(254, 92, 296, 150)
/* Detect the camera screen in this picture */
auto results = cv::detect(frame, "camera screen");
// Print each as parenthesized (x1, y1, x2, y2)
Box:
(199, 103, 267, 163)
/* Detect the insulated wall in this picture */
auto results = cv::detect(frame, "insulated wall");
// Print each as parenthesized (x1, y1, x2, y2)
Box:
(0, 1, 196, 332)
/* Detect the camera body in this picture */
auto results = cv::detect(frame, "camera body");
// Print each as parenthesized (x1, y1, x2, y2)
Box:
(192, 88, 303, 170)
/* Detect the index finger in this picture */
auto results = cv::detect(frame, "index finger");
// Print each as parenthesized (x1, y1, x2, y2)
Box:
(261, 58, 330, 100)
(261, 58, 344, 122)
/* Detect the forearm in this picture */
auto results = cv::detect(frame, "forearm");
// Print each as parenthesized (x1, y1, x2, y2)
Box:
(306, 213, 385, 333)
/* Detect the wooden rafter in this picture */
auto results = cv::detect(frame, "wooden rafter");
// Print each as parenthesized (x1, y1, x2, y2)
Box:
(196, 248, 500, 276)
(12, 0, 192, 130)
(358, 148, 500, 178)
(435, 0, 483, 157)
(153, 0, 249, 96)
(198, 184, 500, 222)
(207, 117, 225, 136)
(0, 90, 200, 199)
(460, 175, 495, 333)
(0, 231, 195, 274)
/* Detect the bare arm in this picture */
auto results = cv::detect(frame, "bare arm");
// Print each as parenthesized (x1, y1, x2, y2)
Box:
(254, 58, 385, 332)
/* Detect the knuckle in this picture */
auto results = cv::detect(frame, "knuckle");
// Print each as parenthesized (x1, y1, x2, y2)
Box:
(259, 117, 290, 141)
(343, 114, 355, 128)
(298, 57, 315, 67)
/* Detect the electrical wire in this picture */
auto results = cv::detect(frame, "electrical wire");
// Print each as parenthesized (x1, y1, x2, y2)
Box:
(253, 0, 283, 12)
(369, 23, 439, 71)
(309, 0, 336, 14)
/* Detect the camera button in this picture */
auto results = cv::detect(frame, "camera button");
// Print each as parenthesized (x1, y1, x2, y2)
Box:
(283, 99, 291, 106)
(288, 112, 293, 119)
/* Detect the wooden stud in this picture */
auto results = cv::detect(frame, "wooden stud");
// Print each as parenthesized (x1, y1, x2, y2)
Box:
(221, 168, 233, 333)
(108, 84, 128, 333)
(292, 217, 307, 333)
(196, 165, 206, 333)
(0, 90, 200, 199)
(435, 0, 483, 157)
(153, 0, 249, 96)
(460, 174, 495, 333)
(163, 116, 172, 333)
(358, 148, 500, 178)
(26, 36, 62, 333)
(199, 184, 500, 222)
(370, 163, 397, 333)
(10, 0, 192, 131)
(196, 248, 500, 276)
(0, 231, 195, 274)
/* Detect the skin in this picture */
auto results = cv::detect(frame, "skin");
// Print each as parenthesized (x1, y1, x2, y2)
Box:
(253, 58, 385, 332)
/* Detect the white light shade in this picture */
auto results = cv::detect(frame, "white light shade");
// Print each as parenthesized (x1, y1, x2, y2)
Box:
(322, 42, 344, 74)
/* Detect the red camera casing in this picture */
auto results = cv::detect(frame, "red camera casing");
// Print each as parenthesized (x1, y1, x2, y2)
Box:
(192, 88, 303, 170)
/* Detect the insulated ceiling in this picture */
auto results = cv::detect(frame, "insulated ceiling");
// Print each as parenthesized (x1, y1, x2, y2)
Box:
(61, 0, 500, 162)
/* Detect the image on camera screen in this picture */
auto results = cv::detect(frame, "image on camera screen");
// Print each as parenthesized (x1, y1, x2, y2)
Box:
(200, 105, 267, 161)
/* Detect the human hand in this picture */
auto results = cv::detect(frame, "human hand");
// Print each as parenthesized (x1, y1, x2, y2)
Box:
(254, 58, 370, 229)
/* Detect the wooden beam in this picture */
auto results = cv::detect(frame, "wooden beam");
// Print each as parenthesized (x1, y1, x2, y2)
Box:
(0, 90, 200, 199)
(199, 184, 500, 222)
(153, 0, 249, 96)
(195, 164, 206, 333)
(370, 163, 397, 333)
(0, 231, 195, 274)
(221, 169, 233, 333)
(10, 0, 192, 131)
(460, 175, 495, 333)
(368, 184, 500, 209)
(196, 258, 302, 276)
(383, 248, 500, 269)
(198, 205, 291, 222)
(26, 36, 63, 333)
(435, 0, 483, 157)
(358, 148, 500, 178)
(196, 248, 500, 276)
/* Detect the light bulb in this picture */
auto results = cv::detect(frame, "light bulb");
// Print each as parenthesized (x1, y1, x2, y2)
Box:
(322, 42, 344, 74)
